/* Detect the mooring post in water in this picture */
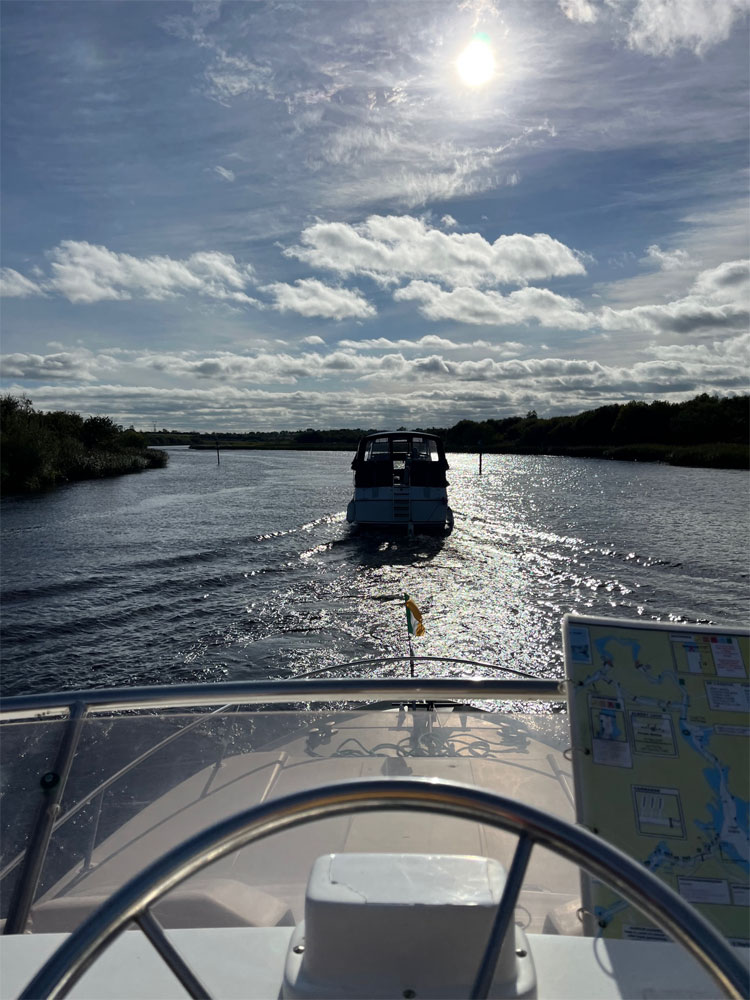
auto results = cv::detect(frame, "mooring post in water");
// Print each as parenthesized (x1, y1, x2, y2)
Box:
(216, 440, 220, 465)
(478, 439, 483, 475)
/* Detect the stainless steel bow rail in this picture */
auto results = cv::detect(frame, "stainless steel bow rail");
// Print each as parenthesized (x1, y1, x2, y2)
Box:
(17, 778, 749, 1000)
(0, 673, 563, 720)
(0, 669, 565, 935)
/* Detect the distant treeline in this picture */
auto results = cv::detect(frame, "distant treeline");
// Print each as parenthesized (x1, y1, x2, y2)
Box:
(149, 427, 366, 450)
(441, 394, 749, 469)
(147, 394, 749, 470)
(1, 396, 168, 493)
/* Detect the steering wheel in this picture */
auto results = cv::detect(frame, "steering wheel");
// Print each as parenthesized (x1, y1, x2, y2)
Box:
(20, 777, 748, 1000)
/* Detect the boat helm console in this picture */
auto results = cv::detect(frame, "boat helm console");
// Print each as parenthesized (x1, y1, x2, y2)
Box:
(0, 616, 748, 999)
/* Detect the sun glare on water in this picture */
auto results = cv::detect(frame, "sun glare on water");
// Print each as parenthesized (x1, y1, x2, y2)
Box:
(456, 34, 495, 87)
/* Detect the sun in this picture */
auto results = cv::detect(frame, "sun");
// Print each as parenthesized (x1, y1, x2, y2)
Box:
(456, 34, 495, 87)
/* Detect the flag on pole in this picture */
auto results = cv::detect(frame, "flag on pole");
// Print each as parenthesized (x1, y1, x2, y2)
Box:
(404, 593, 425, 637)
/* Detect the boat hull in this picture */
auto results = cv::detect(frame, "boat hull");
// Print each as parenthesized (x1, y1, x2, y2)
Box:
(347, 489, 453, 532)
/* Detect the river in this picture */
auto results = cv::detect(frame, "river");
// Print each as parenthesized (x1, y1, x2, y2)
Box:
(1, 448, 747, 697)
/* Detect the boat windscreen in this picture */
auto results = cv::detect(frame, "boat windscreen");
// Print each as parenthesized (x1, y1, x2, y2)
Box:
(0, 703, 572, 935)
(413, 439, 439, 461)
(364, 438, 390, 461)
(362, 436, 440, 462)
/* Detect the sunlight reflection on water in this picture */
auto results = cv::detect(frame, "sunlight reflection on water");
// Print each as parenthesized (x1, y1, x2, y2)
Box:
(1, 448, 747, 697)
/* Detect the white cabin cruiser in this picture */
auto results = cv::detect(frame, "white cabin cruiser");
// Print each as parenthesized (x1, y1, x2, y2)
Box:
(0, 616, 748, 999)
(346, 432, 454, 534)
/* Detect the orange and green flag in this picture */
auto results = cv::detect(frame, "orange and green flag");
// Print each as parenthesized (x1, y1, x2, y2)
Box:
(404, 593, 425, 637)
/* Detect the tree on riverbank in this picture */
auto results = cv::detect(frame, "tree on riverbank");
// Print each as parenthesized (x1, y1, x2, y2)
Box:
(148, 393, 748, 470)
(438, 394, 749, 468)
(0, 396, 168, 493)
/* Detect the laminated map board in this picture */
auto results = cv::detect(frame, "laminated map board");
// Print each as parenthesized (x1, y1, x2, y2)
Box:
(564, 614, 749, 945)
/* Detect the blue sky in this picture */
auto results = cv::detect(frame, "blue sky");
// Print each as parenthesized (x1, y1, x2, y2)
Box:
(1, 0, 748, 430)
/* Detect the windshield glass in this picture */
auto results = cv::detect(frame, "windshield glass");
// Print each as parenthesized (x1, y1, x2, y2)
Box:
(1, 703, 573, 934)
(365, 438, 391, 461)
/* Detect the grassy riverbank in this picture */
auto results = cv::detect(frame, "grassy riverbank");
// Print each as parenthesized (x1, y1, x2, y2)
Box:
(147, 394, 749, 470)
(1, 396, 168, 493)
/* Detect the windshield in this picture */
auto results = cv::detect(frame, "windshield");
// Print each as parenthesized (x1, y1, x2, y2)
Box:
(0, 699, 573, 935)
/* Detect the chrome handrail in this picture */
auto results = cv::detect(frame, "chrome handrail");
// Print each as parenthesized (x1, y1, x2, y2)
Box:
(19, 778, 749, 1000)
(295, 654, 539, 680)
(0, 672, 564, 720)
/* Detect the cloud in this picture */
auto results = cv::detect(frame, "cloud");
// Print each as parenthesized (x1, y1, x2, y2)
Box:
(600, 259, 750, 336)
(205, 63, 273, 103)
(647, 331, 749, 364)
(337, 335, 524, 355)
(136, 348, 408, 384)
(106, 345, 624, 389)
(600, 300, 747, 336)
(263, 278, 376, 319)
(394, 281, 595, 328)
(642, 244, 692, 271)
(5, 327, 745, 430)
(285, 215, 586, 289)
(162, 7, 275, 105)
(691, 259, 749, 300)
(301, 335, 325, 345)
(441, 214, 457, 228)
(627, 0, 750, 57)
(599, 200, 750, 308)
(0, 268, 45, 298)
(314, 126, 399, 167)
(213, 165, 236, 182)
(5, 242, 258, 305)
(557, 0, 748, 56)
(559, 0, 599, 23)
(0, 349, 115, 382)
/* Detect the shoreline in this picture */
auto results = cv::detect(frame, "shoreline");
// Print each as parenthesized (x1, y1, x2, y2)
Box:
(182, 440, 747, 470)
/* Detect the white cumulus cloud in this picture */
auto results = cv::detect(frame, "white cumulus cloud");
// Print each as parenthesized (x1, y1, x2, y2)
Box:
(394, 281, 595, 329)
(600, 259, 750, 336)
(15, 242, 260, 305)
(0, 268, 45, 298)
(0, 349, 115, 382)
(263, 278, 376, 320)
(337, 335, 524, 355)
(642, 244, 693, 271)
(284, 215, 586, 289)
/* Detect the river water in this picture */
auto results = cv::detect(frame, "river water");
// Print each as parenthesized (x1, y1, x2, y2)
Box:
(1, 448, 747, 697)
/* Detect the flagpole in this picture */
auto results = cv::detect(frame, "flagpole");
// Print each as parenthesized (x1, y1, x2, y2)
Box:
(404, 592, 415, 678)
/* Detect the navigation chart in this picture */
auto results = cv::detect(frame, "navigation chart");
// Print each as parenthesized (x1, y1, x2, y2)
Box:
(564, 615, 749, 945)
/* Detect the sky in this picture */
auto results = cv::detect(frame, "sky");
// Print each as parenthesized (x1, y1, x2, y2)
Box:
(1, 0, 748, 431)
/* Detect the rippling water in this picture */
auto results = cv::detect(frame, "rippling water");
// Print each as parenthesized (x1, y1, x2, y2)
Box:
(1, 448, 747, 697)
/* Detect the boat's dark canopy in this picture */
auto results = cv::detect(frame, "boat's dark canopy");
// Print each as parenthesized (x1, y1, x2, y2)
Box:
(357, 431, 444, 443)
(351, 431, 448, 487)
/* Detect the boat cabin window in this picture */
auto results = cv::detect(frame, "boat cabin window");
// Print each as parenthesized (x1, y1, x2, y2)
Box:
(357, 436, 444, 489)
(391, 437, 409, 469)
(411, 438, 439, 462)
(362, 436, 440, 463)
(364, 438, 390, 461)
